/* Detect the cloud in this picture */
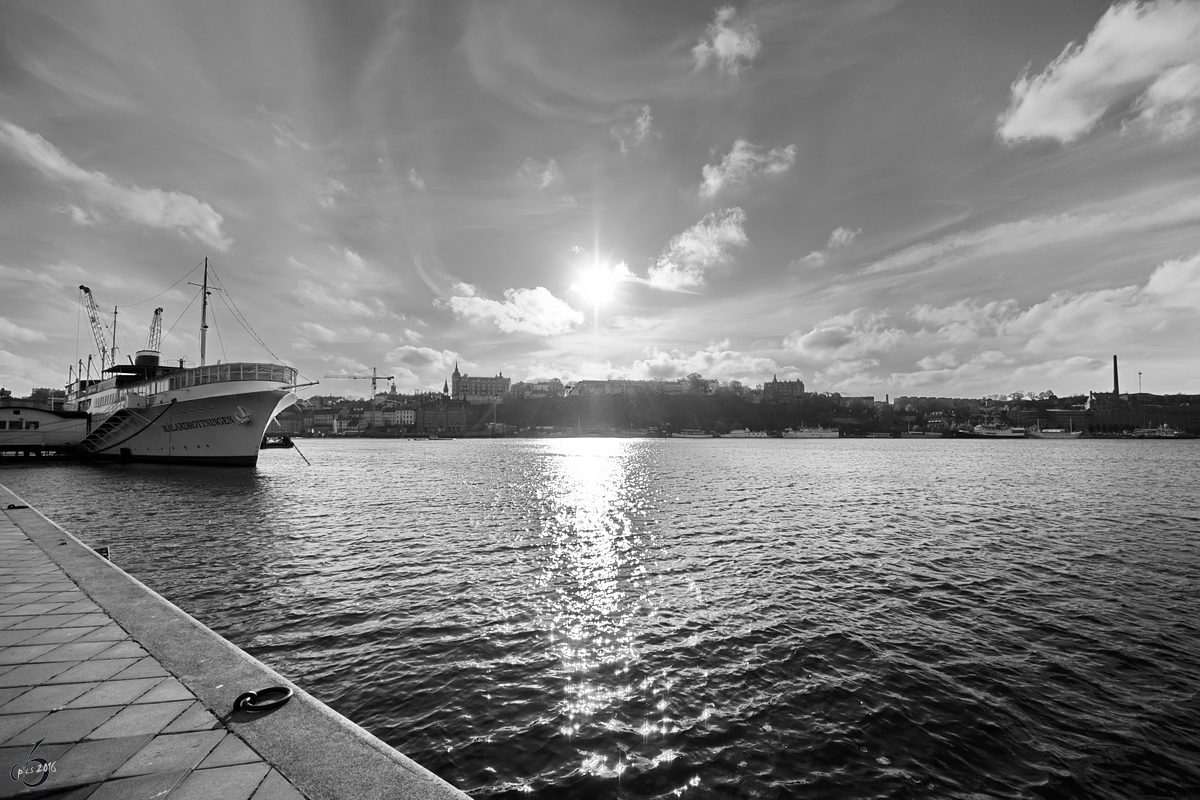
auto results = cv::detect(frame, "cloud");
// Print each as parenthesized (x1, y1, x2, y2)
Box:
(408, 169, 426, 191)
(693, 6, 762, 78)
(0, 317, 47, 343)
(58, 204, 100, 226)
(998, 0, 1200, 143)
(827, 226, 860, 248)
(782, 251, 1200, 394)
(439, 284, 584, 336)
(860, 193, 1200, 276)
(316, 178, 353, 209)
(612, 105, 659, 154)
(517, 157, 563, 189)
(1127, 61, 1200, 137)
(0, 119, 231, 251)
(649, 208, 748, 291)
(628, 341, 786, 384)
(295, 280, 388, 318)
(792, 226, 860, 269)
(699, 139, 796, 198)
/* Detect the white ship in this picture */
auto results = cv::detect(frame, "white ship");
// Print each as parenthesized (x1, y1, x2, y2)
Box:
(968, 423, 1026, 438)
(781, 426, 839, 438)
(672, 429, 714, 438)
(1027, 421, 1082, 439)
(64, 260, 301, 466)
(724, 428, 768, 438)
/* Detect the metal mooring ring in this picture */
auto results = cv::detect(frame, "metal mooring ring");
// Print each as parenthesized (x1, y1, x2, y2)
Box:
(234, 686, 294, 713)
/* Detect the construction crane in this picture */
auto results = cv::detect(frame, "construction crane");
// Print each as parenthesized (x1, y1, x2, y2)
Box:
(322, 367, 395, 397)
(323, 368, 396, 428)
(79, 285, 115, 372)
(146, 307, 164, 352)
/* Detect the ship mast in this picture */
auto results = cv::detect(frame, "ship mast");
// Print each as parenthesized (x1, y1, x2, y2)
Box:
(200, 257, 209, 366)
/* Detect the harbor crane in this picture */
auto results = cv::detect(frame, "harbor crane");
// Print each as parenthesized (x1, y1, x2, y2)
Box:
(146, 307, 164, 353)
(79, 285, 116, 372)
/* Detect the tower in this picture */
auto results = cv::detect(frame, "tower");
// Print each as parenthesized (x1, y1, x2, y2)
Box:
(1113, 355, 1119, 396)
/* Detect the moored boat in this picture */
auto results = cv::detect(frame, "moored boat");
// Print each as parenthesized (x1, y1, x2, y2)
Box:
(781, 426, 838, 438)
(64, 260, 301, 466)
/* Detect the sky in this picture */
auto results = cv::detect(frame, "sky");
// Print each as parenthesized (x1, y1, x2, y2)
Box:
(2, 0, 1200, 400)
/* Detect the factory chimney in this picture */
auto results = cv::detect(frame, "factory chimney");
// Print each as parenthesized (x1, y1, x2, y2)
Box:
(1112, 355, 1119, 396)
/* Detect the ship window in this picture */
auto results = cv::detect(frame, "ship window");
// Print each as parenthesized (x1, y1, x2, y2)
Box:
(25, 421, 39, 430)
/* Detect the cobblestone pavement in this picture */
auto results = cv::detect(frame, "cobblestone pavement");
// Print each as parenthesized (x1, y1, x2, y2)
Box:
(0, 510, 307, 800)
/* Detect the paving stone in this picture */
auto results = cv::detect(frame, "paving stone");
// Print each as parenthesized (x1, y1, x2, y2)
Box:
(37, 592, 89, 605)
(74, 626, 128, 643)
(133, 677, 193, 704)
(62, 614, 110, 628)
(111, 730, 225, 778)
(0, 661, 76, 687)
(3, 706, 122, 746)
(111, 658, 169, 681)
(66, 678, 164, 709)
(85, 768, 190, 800)
(250, 768, 307, 800)
(160, 701, 221, 734)
(91, 641, 146, 660)
(33, 641, 120, 664)
(0, 686, 27, 705)
(0, 629, 37, 647)
(197, 732, 260, 768)
(0, 712, 48, 747)
(0, 682, 97, 713)
(168, 761, 271, 800)
(49, 602, 103, 616)
(49, 734, 154, 790)
(33, 783, 100, 799)
(44, 659, 139, 686)
(0, 644, 62, 665)
(4, 603, 71, 617)
(0, 584, 48, 595)
(6, 614, 80, 630)
(11, 627, 96, 647)
(0, 740, 73, 796)
(84, 700, 191, 739)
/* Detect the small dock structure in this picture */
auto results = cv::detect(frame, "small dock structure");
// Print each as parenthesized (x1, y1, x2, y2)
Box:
(0, 485, 468, 799)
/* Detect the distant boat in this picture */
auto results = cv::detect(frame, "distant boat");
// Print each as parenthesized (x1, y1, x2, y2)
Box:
(1027, 421, 1082, 439)
(1130, 424, 1190, 439)
(781, 426, 838, 439)
(673, 429, 713, 438)
(724, 428, 768, 438)
(967, 423, 1026, 438)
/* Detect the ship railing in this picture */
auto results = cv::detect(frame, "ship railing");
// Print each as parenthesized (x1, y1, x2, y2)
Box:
(168, 363, 298, 391)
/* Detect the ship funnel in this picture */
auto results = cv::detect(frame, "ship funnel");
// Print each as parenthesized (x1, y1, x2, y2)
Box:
(134, 349, 161, 368)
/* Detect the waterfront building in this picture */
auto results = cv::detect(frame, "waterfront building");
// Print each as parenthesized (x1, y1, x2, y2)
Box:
(451, 363, 511, 403)
(762, 375, 805, 404)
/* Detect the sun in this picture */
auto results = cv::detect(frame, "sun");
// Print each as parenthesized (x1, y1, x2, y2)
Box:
(574, 262, 620, 306)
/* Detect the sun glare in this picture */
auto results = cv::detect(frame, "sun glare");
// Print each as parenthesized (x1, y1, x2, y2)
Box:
(576, 263, 620, 306)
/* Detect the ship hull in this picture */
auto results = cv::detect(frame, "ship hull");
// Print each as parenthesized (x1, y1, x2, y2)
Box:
(81, 382, 296, 466)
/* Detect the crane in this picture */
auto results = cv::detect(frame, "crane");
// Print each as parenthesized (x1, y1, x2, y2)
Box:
(323, 368, 395, 429)
(146, 307, 164, 352)
(322, 367, 395, 397)
(79, 285, 115, 372)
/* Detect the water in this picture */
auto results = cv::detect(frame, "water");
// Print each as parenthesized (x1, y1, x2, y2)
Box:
(4, 438, 1200, 798)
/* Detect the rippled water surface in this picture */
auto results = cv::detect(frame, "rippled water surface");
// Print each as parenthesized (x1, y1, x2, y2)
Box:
(4, 438, 1200, 798)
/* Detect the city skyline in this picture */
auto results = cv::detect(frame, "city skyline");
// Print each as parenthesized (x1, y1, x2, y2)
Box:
(3, 1, 1200, 399)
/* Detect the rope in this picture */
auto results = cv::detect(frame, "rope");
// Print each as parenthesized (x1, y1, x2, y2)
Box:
(116, 260, 203, 309)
